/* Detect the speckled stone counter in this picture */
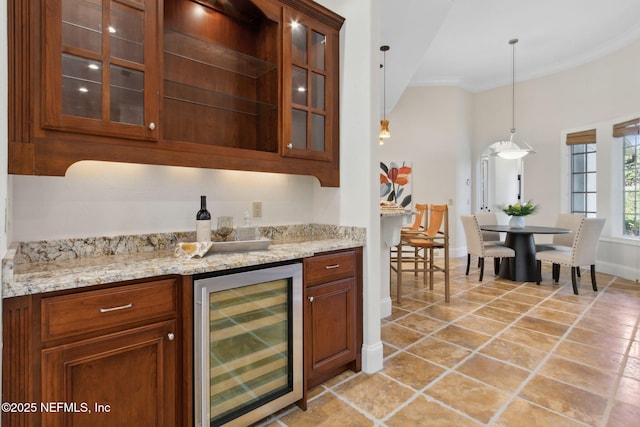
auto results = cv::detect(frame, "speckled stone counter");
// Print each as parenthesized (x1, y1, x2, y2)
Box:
(2, 224, 366, 298)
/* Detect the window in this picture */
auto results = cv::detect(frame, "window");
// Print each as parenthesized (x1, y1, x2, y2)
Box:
(623, 133, 639, 236)
(614, 118, 640, 237)
(567, 130, 596, 217)
(613, 118, 640, 238)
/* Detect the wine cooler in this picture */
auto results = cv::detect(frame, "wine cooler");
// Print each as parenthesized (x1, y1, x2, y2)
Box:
(194, 263, 303, 427)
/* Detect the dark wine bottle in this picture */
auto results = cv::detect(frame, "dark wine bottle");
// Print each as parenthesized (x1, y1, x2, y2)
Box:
(196, 195, 211, 242)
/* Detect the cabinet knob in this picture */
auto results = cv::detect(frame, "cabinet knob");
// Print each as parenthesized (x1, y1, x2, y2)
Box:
(287, 143, 293, 149)
(308, 296, 314, 303)
(167, 333, 175, 341)
(149, 122, 156, 130)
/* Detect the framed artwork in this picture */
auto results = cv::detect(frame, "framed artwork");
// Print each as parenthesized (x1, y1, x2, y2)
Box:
(380, 161, 412, 207)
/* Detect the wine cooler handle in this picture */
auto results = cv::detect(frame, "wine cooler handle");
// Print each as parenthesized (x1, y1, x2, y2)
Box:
(99, 303, 133, 313)
(167, 333, 175, 341)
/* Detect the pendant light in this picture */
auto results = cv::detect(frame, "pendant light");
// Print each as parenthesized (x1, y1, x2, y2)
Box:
(494, 39, 534, 159)
(379, 45, 391, 141)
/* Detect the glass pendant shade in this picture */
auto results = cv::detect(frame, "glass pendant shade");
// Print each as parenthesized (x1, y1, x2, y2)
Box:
(379, 119, 391, 139)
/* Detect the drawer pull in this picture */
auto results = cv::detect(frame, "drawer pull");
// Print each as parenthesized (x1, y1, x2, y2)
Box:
(308, 296, 314, 303)
(167, 333, 175, 341)
(325, 264, 340, 270)
(99, 303, 133, 313)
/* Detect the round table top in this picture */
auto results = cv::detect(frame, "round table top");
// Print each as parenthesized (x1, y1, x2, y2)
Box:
(480, 225, 571, 234)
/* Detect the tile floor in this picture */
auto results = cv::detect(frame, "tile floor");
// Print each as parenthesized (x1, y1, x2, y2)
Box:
(261, 257, 640, 426)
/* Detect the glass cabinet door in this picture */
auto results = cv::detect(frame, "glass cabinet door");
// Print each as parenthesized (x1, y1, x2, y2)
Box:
(283, 8, 337, 162)
(43, 0, 159, 140)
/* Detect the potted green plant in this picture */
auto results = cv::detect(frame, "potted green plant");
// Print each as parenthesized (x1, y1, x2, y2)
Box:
(501, 200, 537, 228)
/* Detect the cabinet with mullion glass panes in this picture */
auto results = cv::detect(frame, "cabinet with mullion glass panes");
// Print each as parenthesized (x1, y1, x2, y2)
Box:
(46, 0, 159, 139)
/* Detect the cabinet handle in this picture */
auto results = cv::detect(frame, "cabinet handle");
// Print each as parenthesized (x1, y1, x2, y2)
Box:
(99, 302, 133, 313)
(308, 296, 314, 302)
(148, 122, 156, 130)
(325, 264, 340, 269)
(167, 333, 175, 341)
(287, 143, 293, 149)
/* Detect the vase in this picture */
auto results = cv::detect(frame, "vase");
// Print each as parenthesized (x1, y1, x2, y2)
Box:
(509, 215, 525, 228)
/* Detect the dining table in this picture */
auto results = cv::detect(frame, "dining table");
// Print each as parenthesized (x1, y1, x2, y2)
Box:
(479, 225, 571, 282)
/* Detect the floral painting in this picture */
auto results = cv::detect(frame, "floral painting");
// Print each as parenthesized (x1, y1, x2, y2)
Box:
(380, 161, 412, 207)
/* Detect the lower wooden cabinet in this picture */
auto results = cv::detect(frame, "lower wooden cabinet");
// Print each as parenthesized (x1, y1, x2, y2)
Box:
(2, 276, 188, 427)
(303, 248, 363, 392)
(41, 320, 177, 427)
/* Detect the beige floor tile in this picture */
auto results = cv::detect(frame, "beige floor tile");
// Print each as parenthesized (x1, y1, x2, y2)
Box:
(385, 395, 481, 427)
(383, 352, 445, 390)
(526, 306, 578, 324)
(407, 336, 472, 368)
(479, 338, 546, 370)
(322, 369, 358, 388)
(433, 297, 482, 313)
(494, 397, 585, 427)
(474, 305, 522, 323)
(333, 373, 414, 419)
(500, 292, 545, 306)
(488, 298, 534, 314)
(384, 306, 412, 322)
(381, 323, 424, 349)
(456, 354, 530, 393)
(467, 286, 506, 297)
(576, 315, 636, 339)
(456, 290, 497, 303)
(538, 299, 586, 315)
(382, 343, 399, 359)
(567, 327, 630, 354)
(394, 312, 446, 335)
(416, 304, 465, 322)
(606, 401, 640, 427)
(425, 372, 511, 424)
(499, 326, 559, 352)
(519, 375, 607, 425)
(391, 298, 431, 312)
(278, 392, 374, 427)
(431, 325, 491, 350)
(615, 376, 640, 408)
(513, 316, 570, 337)
(624, 356, 640, 380)
(552, 340, 625, 374)
(539, 356, 617, 396)
(513, 285, 555, 297)
(453, 314, 508, 336)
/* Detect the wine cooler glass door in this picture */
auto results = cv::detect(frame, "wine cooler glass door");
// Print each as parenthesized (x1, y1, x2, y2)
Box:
(194, 263, 303, 427)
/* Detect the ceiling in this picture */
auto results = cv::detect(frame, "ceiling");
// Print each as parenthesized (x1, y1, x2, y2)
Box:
(380, 0, 640, 113)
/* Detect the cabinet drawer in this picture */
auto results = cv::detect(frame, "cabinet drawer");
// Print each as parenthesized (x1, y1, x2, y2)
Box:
(304, 250, 356, 286)
(41, 278, 178, 341)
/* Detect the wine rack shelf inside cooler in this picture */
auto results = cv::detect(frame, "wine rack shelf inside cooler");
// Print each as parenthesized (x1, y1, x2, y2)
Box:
(208, 279, 290, 422)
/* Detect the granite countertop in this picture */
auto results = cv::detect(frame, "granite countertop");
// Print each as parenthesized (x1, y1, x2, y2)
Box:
(2, 225, 366, 298)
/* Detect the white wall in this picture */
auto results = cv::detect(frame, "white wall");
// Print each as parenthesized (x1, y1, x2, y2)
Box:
(380, 86, 474, 257)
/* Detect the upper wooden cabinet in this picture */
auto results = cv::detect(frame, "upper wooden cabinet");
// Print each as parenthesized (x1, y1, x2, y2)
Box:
(8, 0, 344, 186)
(42, 0, 160, 140)
(282, 6, 339, 162)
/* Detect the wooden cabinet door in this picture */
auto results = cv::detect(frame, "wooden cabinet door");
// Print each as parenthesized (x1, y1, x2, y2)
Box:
(42, 0, 159, 140)
(305, 277, 357, 384)
(41, 320, 177, 427)
(282, 7, 339, 162)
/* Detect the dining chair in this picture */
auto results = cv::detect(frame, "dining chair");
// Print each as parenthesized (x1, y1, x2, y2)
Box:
(392, 204, 449, 304)
(474, 211, 503, 245)
(536, 217, 606, 295)
(547, 213, 586, 281)
(460, 215, 515, 281)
